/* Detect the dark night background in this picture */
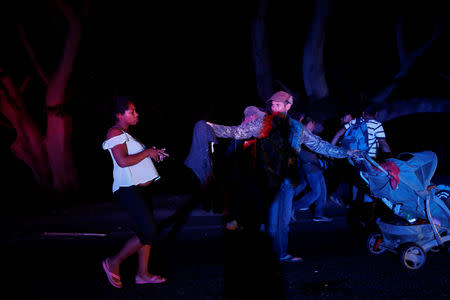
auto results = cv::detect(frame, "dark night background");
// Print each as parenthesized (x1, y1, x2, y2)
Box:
(1, 0, 449, 212)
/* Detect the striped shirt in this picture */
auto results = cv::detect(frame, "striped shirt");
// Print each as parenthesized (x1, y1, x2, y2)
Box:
(344, 117, 386, 157)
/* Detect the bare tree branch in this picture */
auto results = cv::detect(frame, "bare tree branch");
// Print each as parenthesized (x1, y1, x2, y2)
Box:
(438, 72, 450, 82)
(46, 0, 81, 107)
(19, 74, 32, 93)
(0, 69, 25, 111)
(17, 23, 49, 85)
(395, 26, 443, 80)
(377, 98, 450, 122)
(0, 119, 14, 130)
(372, 23, 446, 104)
(0, 84, 50, 188)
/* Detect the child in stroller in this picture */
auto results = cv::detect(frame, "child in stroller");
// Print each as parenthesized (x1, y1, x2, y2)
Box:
(350, 151, 450, 270)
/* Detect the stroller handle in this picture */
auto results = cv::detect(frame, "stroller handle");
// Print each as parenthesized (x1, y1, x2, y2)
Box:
(348, 151, 390, 176)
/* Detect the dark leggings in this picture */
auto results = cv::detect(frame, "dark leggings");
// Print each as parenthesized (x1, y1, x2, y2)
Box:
(114, 185, 156, 245)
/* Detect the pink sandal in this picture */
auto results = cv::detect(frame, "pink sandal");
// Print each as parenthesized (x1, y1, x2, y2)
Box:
(102, 259, 122, 288)
(135, 274, 167, 284)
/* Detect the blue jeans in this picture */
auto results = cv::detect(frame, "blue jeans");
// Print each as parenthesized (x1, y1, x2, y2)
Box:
(294, 171, 327, 217)
(266, 178, 295, 258)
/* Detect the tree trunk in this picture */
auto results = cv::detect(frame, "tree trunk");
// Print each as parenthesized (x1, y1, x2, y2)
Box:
(44, 0, 81, 192)
(302, 0, 331, 101)
(251, 0, 273, 102)
(0, 0, 81, 194)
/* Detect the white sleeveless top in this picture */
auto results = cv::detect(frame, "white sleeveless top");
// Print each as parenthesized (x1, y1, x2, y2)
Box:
(102, 131, 160, 193)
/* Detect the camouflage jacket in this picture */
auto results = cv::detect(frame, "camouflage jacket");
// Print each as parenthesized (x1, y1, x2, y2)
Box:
(209, 114, 348, 159)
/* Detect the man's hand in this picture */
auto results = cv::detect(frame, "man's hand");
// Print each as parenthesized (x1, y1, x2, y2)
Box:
(346, 149, 360, 157)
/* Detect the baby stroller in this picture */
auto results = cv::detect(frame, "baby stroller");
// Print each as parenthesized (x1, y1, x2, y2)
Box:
(350, 151, 450, 271)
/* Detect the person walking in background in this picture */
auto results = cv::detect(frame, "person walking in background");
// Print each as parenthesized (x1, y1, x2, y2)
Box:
(101, 96, 169, 288)
(293, 116, 332, 222)
(332, 106, 391, 159)
(206, 91, 357, 262)
(223, 106, 266, 231)
(327, 112, 355, 207)
(331, 105, 392, 203)
(340, 113, 353, 126)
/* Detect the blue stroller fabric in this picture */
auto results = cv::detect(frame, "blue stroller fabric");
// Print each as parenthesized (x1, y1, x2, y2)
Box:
(363, 151, 450, 228)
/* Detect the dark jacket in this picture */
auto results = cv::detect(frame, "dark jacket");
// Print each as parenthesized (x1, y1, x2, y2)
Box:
(184, 120, 218, 188)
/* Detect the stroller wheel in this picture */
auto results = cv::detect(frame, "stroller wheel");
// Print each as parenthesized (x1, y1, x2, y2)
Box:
(429, 246, 440, 253)
(367, 232, 386, 255)
(400, 243, 427, 270)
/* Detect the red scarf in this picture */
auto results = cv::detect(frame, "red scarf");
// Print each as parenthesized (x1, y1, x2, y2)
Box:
(378, 161, 400, 189)
(258, 114, 274, 139)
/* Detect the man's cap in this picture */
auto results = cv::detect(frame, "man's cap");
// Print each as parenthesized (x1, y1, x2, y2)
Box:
(267, 91, 293, 105)
(243, 106, 265, 118)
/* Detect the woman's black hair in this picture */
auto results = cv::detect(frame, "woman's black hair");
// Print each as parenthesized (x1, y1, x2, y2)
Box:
(112, 96, 135, 121)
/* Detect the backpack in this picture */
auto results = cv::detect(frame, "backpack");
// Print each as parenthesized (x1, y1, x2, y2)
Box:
(340, 118, 370, 151)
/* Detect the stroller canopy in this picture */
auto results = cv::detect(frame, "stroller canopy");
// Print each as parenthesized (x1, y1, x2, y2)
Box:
(366, 151, 440, 221)
(368, 151, 437, 200)
(392, 151, 437, 194)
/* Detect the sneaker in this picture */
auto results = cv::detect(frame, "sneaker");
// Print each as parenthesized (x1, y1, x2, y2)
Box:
(280, 254, 303, 263)
(313, 216, 332, 222)
(225, 220, 239, 231)
(329, 196, 345, 207)
(290, 211, 297, 222)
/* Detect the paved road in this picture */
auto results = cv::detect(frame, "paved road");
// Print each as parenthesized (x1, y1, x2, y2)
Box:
(3, 193, 449, 300)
